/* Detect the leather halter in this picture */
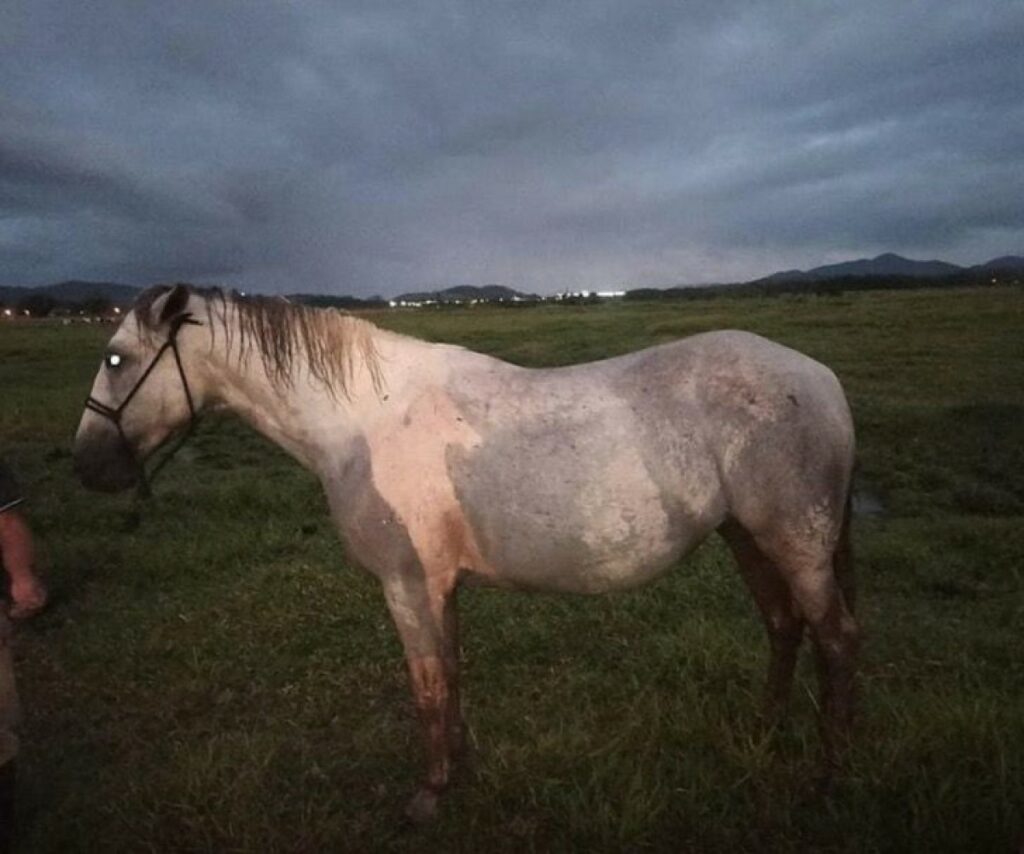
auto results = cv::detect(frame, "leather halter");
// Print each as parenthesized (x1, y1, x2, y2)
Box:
(84, 314, 203, 498)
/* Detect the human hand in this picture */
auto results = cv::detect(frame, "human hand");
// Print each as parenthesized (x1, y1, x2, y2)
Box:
(8, 575, 47, 620)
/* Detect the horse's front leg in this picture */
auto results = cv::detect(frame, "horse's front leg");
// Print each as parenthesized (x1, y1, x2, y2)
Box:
(382, 574, 462, 823)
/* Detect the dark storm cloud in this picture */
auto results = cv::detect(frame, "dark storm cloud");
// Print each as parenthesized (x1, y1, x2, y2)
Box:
(1, 0, 1021, 294)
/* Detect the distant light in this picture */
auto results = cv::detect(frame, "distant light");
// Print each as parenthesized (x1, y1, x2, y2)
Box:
(113, 306, 121, 314)
(2, 309, 11, 317)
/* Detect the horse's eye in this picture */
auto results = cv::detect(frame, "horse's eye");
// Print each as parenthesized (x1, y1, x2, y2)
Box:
(105, 353, 124, 370)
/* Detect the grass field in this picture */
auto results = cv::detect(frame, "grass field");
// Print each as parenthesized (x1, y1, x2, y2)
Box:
(1, 286, 1022, 852)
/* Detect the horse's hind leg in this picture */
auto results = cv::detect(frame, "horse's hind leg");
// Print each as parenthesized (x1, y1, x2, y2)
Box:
(794, 566, 858, 771)
(719, 519, 805, 723)
(756, 528, 860, 769)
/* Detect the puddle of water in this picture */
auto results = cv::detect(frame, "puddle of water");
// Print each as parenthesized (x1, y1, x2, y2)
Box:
(853, 488, 885, 517)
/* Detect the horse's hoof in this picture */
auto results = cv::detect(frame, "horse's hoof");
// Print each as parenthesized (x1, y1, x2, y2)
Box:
(404, 787, 440, 824)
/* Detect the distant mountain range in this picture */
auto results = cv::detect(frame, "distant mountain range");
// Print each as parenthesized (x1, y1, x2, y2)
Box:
(392, 284, 538, 303)
(754, 252, 1024, 284)
(1, 254, 1021, 309)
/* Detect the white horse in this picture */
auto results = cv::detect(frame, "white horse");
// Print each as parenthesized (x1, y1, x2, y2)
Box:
(74, 284, 859, 821)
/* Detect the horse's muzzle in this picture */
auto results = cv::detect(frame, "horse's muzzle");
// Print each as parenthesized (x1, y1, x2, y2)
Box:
(73, 428, 140, 493)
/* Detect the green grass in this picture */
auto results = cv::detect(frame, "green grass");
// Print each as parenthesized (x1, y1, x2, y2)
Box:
(2, 286, 1023, 852)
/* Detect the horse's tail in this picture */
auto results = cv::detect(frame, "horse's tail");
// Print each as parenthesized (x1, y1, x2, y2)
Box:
(833, 482, 856, 614)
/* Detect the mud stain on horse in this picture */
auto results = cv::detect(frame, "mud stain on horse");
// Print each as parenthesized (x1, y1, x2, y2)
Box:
(364, 388, 496, 586)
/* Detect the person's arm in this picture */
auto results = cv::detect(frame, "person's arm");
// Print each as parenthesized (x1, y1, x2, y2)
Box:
(0, 463, 46, 620)
(0, 510, 45, 617)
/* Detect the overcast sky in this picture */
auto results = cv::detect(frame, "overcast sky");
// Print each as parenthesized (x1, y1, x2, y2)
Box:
(1, 1, 1021, 296)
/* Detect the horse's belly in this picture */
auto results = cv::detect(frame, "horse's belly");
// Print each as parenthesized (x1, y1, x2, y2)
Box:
(454, 446, 718, 594)
(461, 520, 703, 594)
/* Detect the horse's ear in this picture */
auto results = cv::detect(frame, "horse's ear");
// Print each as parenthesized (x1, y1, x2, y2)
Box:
(149, 284, 191, 326)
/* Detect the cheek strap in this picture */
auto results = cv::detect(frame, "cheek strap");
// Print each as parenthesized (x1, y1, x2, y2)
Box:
(83, 314, 203, 498)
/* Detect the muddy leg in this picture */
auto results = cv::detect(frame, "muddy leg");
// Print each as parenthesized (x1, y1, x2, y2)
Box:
(720, 520, 805, 722)
(441, 593, 466, 759)
(403, 654, 454, 822)
(775, 559, 860, 770)
(810, 592, 859, 769)
(382, 577, 462, 823)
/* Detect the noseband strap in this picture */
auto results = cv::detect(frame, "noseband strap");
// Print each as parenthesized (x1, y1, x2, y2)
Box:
(84, 314, 203, 498)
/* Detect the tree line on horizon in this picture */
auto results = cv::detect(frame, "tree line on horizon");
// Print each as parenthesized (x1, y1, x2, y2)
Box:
(1, 267, 1019, 317)
(622, 268, 1019, 301)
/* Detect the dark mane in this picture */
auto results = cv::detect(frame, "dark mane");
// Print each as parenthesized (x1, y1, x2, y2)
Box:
(134, 284, 384, 397)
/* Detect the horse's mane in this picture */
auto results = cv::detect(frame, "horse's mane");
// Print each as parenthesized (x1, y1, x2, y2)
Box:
(135, 285, 384, 398)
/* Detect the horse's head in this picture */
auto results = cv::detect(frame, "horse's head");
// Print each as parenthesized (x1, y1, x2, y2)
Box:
(74, 284, 205, 493)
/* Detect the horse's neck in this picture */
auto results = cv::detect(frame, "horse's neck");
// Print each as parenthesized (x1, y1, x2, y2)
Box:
(200, 314, 439, 471)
